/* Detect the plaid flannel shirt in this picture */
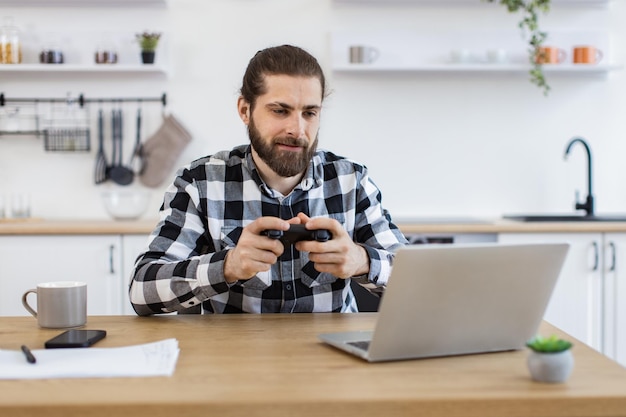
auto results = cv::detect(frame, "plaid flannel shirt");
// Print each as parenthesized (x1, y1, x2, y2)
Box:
(129, 144, 407, 315)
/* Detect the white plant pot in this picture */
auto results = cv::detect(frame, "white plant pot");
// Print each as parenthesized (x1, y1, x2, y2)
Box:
(527, 349, 574, 383)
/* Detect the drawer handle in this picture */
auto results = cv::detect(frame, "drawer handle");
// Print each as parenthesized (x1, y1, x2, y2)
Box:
(109, 245, 115, 274)
(592, 241, 599, 271)
(609, 241, 616, 272)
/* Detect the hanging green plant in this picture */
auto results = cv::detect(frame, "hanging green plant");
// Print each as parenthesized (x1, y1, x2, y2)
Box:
(484, 0, 551, 95)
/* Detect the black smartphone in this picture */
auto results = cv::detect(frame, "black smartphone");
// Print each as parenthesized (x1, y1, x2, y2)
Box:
(44, 329, 107, 349)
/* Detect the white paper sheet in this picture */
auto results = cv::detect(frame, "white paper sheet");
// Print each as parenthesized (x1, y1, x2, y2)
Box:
(0, 338, 179, 379)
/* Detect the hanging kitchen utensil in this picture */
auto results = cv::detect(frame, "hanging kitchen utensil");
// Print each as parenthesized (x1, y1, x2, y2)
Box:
(94, 107, 108, 184)
(129, 106, 144, 175)
(108, 107, 134, 186)
(107, 107, 117, 180)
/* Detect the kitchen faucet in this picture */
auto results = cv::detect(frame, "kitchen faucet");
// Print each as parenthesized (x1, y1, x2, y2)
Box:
(564, 137, 594, 217)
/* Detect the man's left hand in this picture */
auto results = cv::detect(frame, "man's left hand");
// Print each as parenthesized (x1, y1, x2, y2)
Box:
(293, 213, 370, 279)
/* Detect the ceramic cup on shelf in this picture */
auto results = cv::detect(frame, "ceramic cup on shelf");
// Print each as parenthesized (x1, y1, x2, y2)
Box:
(349, 45, 380, 64)
(573, 45, 603, 64)
(22, 281, 87, 329)
(450, 48, 471, 64)
(535, 46, 567, 64)
(486, 48, 509, 64)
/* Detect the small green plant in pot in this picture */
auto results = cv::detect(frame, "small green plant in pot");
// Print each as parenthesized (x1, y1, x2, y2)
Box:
(136, 31, 161, 64)
(526, 335, 574, 383)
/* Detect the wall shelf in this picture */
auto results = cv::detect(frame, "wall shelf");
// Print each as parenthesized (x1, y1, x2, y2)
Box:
(331, 30, 618, 78)
(332, 0, 613, 5)
(0, 64, 168, 76)
(333, 63, 622, 75)
(0, 0, 167, 7)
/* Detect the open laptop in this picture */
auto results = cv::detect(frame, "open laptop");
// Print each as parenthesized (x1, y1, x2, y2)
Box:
(319, 242, 569, 362)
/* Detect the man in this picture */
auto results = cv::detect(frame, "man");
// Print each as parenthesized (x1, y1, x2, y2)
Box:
(129, 45, 407, 315)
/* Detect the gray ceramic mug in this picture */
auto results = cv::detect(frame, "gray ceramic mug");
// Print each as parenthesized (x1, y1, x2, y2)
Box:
(349, 45, 380, 64)
(22, 281, 87, 328)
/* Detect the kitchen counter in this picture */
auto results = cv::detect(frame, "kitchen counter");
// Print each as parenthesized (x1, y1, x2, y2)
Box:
(396, 218, 626, 234)
(3, 217, 626, 235)
(0, 218, 160, 235)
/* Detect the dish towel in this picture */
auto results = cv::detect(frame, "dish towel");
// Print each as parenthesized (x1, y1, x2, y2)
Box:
(139, 114, 192, 188)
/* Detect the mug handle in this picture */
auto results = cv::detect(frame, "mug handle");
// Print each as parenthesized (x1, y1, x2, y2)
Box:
(369, 47, 380, 63)
(596, 49, 604, 63)
(558, 48, 567, 63)
(21, 289, 38, 318)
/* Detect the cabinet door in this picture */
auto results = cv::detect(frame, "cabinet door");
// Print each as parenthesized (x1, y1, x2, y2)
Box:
(0, 235, 123, 316)
(499, 233, 604, 351)
(121, 234, 151, 315)
(602, 233, 626, 367)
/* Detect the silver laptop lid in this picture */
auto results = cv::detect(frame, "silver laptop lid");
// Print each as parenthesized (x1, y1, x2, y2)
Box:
(365, 242, 569, 362)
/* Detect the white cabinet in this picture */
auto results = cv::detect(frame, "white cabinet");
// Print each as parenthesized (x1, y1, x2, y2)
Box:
(602, 233, 626, 366)
(120, 234, 150, 315)
(0, 235, 124, 316)
(0, 233, 152, 317)
(499, 232, 626, 367)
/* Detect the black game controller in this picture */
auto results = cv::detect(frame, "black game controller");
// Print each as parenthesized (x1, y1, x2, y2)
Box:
(262, 224, 331, 246)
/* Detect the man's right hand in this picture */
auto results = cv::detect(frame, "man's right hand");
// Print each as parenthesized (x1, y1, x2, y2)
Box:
(223, 217, 295, 283)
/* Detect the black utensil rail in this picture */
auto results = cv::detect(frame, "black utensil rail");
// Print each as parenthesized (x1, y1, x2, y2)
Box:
(0, 93, 167, 153)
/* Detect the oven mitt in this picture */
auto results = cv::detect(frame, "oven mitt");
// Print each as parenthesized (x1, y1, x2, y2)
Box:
(139, 114, 192, 188)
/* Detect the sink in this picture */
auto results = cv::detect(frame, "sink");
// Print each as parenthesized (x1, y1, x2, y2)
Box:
(503, 214, 626, 222)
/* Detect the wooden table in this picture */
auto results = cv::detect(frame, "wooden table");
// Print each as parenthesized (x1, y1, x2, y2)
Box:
(1, 314, 626, 417)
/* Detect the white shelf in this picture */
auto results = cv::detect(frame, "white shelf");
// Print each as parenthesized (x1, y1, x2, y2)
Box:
(333, 0, 613, 5)
(0, 64, 168, 75)
(0, 0, 167, 7)
(332, 29, 617, 78)
(333, 63, 622, 75)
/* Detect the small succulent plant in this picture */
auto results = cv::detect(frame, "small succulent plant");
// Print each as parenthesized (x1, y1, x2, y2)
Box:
(526, 335, 572, 353)
(136, 31, 162, 52)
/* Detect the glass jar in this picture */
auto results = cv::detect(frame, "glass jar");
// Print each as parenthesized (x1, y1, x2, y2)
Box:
(0, 17, 22, 64)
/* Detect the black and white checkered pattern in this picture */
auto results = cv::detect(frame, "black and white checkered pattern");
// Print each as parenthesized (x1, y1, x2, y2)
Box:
(129, 145, 407, 315)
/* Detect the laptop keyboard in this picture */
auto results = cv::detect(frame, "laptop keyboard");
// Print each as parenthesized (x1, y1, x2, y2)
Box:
(347, 340, 370, 351)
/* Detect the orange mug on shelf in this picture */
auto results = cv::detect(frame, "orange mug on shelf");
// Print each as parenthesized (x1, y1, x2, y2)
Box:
(573, 45, 603, 64)
(535, 46, 566, 64)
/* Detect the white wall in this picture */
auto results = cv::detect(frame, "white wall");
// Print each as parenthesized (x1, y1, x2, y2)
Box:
(1, 0, 625, 221)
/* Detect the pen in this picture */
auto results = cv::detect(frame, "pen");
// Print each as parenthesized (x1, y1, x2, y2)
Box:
(20, 345, 36, 364)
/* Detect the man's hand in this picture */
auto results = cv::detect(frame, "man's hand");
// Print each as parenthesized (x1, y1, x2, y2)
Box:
(223, 217, 298, 283)
(294, 213, 370, 279)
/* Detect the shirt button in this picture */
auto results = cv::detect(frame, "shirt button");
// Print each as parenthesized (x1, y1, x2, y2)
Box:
(285, 284, 292, 291)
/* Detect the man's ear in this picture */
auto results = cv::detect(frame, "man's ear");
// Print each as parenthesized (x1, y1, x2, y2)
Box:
(237, 96, 250, 125)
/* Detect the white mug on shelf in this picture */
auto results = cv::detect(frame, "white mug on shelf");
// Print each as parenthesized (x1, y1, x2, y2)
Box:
(450, 48, 471, 64)
(486, 48, 509, 64)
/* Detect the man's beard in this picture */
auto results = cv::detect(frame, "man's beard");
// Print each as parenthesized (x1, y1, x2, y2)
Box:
(248, 117, 318, 178)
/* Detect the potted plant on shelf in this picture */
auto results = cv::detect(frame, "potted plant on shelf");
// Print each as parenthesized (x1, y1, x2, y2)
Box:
(484, 0, 551, 95)
(136, 31, 162, 64)
(526, 334, 574, 383)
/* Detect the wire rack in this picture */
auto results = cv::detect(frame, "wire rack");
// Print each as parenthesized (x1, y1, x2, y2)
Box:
(41, 100, 91, 152)
(43, 127, 91, 152)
